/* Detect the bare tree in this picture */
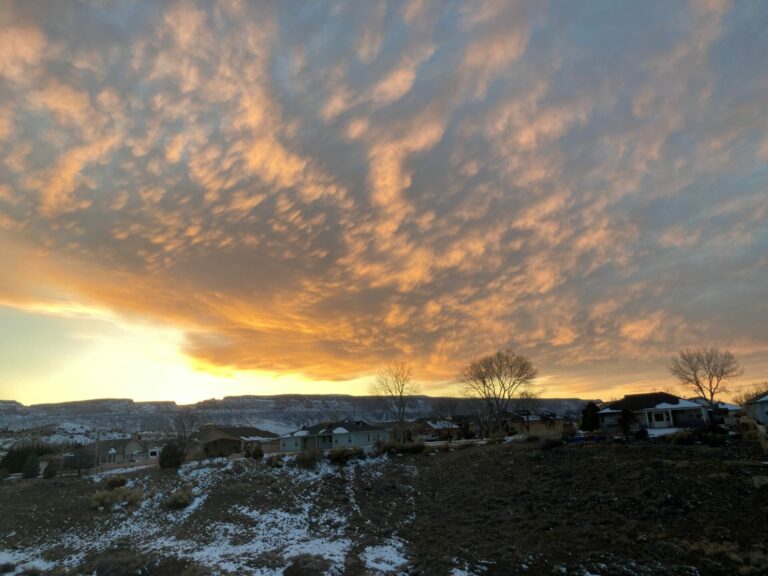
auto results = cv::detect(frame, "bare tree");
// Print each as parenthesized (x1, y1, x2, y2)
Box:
(669, 347, 743, 407)
(430, 397, 464, 420)
(172, 407, 201, 455)
(372, 361, 421, 442)
(459, 349, 538, 435)
(732, 382, 768, 407)
(514, 385, 540, 433)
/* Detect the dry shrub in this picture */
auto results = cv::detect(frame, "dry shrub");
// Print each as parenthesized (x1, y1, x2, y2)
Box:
(42, 459, 59, 479)
(103, 475, 128, 490)
(166, 483, 195, 509)
(540, 438, 564, 451)
(284, 554, 332, 576)
(293, 449, 324, 470)
(669, 431, 695, 445)
(264, 455, 283, 468)
(80, 547, 211, 576)
(90, 487, 143, 510)
(327, 447, 366, 465)
(376, 441, 426, 455)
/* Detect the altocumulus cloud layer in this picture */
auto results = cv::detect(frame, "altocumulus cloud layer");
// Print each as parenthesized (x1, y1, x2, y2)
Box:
(0, 0, 767, 396)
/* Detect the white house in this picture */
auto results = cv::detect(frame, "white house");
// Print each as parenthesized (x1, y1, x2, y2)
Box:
(280, 419, 389, 452)
(599, 392, 708, 434)
(745, 393, 768, 424)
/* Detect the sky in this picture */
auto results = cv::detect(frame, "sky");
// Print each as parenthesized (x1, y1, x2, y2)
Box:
(0, 0, 767, 405)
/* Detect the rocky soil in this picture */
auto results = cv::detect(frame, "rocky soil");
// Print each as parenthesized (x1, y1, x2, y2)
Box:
(1, 438, 767, 575)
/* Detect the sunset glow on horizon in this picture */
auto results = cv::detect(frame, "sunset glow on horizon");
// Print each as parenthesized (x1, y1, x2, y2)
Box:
(1, 1, 767, 406)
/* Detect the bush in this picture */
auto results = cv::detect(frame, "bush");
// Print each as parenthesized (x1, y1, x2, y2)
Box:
(80, 548, 211, 576)
(0, 562, 15, 574)
(264, 455, 283, 468)
(91, 487, 143, 510)
(294, 449, 324, 470)
(159, 442, 184, 469)
(42, 459, 59, 479)
(21, 452, 40, 479)
(486, 433, 505, 444)
(327, 447, 366, 465)
(0, 444, 54, 474)
(669, 431, 695, 445)
(703, 432, 728, 447)
(245, 445, 264, 460)
(376, 441, 425, 455)
(166, 483, 195, 509)
(634, 429, 649, 441)
(104, 475, 128, 489)
(540, 438, 564, 451)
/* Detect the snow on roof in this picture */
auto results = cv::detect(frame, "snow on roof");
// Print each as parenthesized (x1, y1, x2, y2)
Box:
(750, 393, 768, 403)
(654, 399, 701, 410)
(717, 402, 742, 411)
(332, 427, 349, 434)
(427, 420, 459, 429)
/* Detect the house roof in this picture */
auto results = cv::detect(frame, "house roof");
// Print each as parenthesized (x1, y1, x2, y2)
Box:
(687, 397, 743, 411)
(599, 392, 702, 413)
(283, 418, 385, 438)
(746, 393, 768, 404)
(200, 425, 278, 441)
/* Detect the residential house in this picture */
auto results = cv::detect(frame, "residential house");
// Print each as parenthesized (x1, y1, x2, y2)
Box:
(688, 397, 745, 428)
(599, 392, 708, 434)
(409, 419, 461, 441)
(745, 393, 768, 425)
(280, 419, 389, 452)
(506, 412, 575, 437)
(63, 435, 164, 470)
(191, 425, 280, 458)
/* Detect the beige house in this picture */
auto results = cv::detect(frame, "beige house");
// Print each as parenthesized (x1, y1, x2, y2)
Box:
(507, 413, 575, 437)
(64, 434, 162, 469)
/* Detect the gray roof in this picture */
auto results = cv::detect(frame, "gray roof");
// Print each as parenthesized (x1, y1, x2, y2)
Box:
(200, 425, 278, 440)
(285, 418, 385, 437)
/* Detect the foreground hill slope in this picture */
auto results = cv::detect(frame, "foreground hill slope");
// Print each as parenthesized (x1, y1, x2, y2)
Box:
(1, 439, 767, 575)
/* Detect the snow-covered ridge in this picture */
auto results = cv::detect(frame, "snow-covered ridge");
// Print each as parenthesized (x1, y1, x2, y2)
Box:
(0, 395, 593, 435)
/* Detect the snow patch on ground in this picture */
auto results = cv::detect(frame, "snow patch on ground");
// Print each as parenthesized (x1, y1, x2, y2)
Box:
(2, 454, 403, 575)
(0, 549, 57, 576)
(646, 428, 681, 438)
(361, 538, 408, 574)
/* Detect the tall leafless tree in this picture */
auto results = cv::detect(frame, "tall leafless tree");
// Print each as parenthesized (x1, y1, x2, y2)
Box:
(668, 347, 743, 406)
(514, 385, 540, 433)
(731, 381, 768, 407)
(372, 361, 421, 442)
(172, 406, 201, 455)
(459, 349, 538, 435)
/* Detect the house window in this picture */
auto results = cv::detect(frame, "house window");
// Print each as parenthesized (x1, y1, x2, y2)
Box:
(653, 413, 665, 422)
(348, 436, 352, 443)
(367, 434, 371, 442)
(334, 437, 338, 443)
(294, 441, 298, 447)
